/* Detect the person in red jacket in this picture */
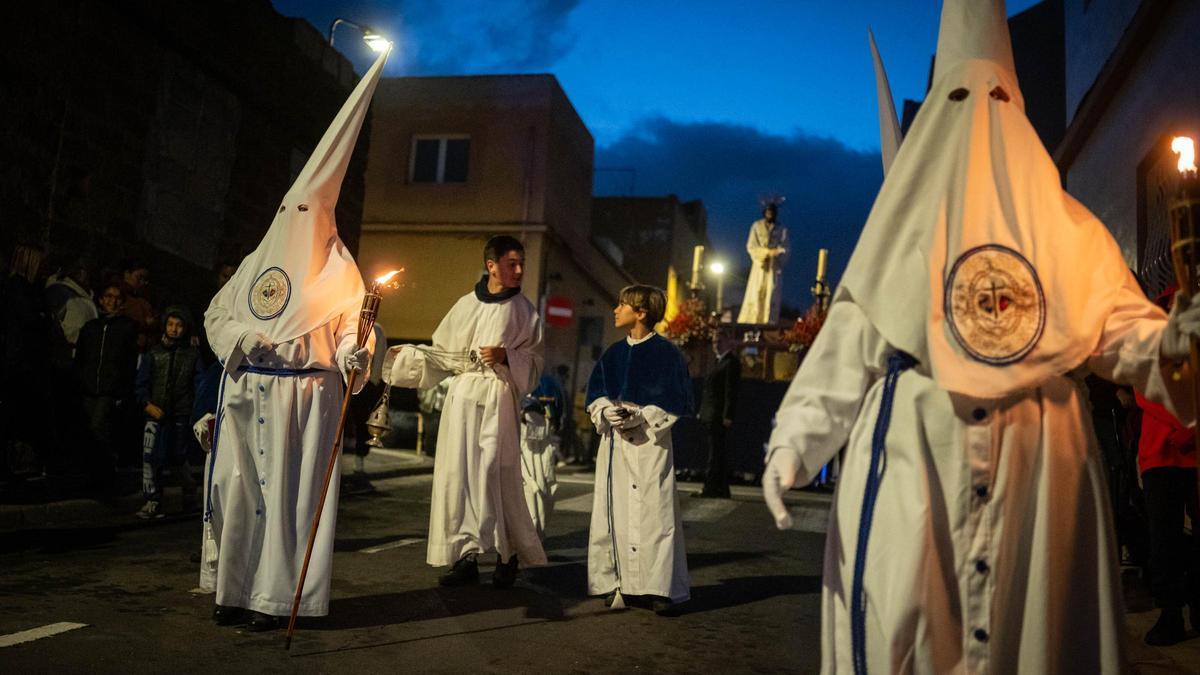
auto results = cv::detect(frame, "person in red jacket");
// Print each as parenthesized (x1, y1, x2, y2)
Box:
(1135, 284, 1199, 646)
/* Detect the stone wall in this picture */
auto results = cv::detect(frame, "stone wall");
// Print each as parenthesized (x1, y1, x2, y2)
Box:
(0, 0, 365, 312)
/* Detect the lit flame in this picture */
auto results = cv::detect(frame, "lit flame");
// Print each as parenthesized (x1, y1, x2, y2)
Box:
(375, 269, 403, 286)
(1172, 136, 1197, 173)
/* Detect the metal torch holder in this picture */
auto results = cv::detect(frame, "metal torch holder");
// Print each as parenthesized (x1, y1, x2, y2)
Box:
(1168, 169, 1200, 474)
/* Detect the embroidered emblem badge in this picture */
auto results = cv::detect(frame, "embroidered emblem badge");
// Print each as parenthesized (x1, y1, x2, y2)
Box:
(248, 267, 290, 320)
(945, 245, 1044, 364)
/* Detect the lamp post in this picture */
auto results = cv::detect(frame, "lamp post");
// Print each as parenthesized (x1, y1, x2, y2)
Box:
(328, 18, 391, 52)
(709, 261, 726, 319)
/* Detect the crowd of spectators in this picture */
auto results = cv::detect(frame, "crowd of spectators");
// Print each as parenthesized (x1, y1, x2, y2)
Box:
(0, 243, 236, 517)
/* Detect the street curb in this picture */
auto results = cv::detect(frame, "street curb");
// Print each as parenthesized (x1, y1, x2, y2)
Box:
(0, 452, 435, 534)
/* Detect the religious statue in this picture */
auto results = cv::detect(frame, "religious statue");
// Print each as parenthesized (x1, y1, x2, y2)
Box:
(736, 202, 789, 324)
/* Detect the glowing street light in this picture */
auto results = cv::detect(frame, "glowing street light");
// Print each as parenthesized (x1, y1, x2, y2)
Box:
(363, 32, 392, 53)
(329, 18, 392, 52)
(709, 261, 727, 317)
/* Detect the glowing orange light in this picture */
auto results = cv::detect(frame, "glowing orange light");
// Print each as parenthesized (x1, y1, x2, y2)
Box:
(375, 269, 403, 285)
(1172, 136, 1196, 174)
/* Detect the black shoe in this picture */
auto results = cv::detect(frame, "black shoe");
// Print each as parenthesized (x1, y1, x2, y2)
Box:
(492, 554, 519, 589)
(652, 596, 681, 617)
(1145, 607, 1187, 646)
(604, 591, 617, 608)
(438, 555, 479, 587)
(212, 605, 245, 626)
(244, 611, 281, 632)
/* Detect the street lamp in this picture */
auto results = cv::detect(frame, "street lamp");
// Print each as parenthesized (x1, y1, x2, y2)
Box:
(329, 18, 392, 52)
(709, 261, 726, 319)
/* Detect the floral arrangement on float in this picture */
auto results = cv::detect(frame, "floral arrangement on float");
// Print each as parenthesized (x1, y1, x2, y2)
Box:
(663, 296, 715, 348)
(782, 304, 827, 354)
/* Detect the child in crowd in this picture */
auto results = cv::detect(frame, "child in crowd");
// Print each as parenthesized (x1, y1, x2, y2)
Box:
(585, 284, 692, 615)
(135, 306, 201, 518)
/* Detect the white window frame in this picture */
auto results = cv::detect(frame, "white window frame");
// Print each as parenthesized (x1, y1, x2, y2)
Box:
(409, 134, 471, 184)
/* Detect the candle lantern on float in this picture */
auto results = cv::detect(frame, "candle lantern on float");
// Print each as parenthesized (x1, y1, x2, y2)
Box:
(811, 248, 831, 312)
(1168, 135, 1200, 496)
(689, 244, 706, 294)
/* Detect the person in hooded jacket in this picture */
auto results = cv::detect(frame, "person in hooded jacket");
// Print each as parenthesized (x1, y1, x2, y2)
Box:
(135, 305, 201, 519)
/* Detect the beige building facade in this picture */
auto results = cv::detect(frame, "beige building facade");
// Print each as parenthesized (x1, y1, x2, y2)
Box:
(358, 74, 633, 403)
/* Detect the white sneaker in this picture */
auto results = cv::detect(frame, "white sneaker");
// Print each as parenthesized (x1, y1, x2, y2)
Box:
(136, 500, 164, 519)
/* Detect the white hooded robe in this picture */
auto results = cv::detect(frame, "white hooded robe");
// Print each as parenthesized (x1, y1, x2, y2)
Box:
(768, 2, 1191, 672)
(198, 49, 388, 617)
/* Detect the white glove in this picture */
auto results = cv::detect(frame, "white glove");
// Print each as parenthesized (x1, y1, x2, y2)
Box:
(238, 331, 274, 358)
(762, 448, 802, 530)
(615, 404, 644, 429)
(1161, 292, 1200, 361)
(602, 405, 626, 426)
(193, 413, 216, 453)
(340, 345, 371, 373)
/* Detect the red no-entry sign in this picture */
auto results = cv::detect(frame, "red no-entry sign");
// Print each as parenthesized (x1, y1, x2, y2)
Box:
(545, 295, 575, 327)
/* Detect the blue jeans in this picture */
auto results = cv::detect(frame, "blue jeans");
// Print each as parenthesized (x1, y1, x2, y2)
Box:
(142, 418, 193, 501)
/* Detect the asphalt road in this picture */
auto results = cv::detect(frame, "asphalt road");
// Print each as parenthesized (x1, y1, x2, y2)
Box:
(0, 457, 830, 674)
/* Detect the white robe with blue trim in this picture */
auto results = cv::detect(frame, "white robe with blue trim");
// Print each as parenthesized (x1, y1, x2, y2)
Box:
(199, 303, 366, 617)
(769, 290, 1189, 673)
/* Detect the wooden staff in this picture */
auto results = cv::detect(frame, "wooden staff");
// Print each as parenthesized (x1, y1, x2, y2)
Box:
(285, 271, 398, 649)
(1168, 136, 1200, 498)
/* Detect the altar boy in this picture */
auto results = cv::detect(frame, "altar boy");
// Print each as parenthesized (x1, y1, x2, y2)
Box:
(585, 285, 693, 614)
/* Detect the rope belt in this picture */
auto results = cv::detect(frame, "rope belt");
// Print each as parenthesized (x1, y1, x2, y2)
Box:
(237, 364, 333, 376)
(203, 363, 335, 522)
(851, 351, 916, 675)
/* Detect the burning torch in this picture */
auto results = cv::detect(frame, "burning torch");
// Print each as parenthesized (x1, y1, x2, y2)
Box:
(286, 269, 403, 649)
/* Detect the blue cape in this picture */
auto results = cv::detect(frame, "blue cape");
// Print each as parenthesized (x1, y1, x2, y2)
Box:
(585, 333, 692, 417)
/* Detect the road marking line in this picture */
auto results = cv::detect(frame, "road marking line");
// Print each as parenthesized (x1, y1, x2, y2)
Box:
(359, 537, 424, 554)
(0, 622, 88, 648)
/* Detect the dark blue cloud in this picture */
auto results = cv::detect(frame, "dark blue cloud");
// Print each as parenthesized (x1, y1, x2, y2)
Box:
(596, 116, 883, 312)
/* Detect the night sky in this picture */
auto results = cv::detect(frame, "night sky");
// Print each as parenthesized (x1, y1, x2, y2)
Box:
(273, 0, 1043, 310)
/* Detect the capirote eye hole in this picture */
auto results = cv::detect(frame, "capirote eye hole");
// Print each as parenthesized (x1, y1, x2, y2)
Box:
(298, 204, 309, 212)
(989, 86, 1010, 102)
(278, 205, 286, 213)
(949, 88, 970, 101)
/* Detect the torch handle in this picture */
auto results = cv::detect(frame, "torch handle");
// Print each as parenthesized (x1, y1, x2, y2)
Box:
(286, 289, 378, 649)
(285, 367, 359, 650)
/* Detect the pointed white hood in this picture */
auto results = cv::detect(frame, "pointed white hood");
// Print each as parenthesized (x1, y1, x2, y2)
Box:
(210, 49, 390, 344)
(838, 0, 1131, 399)
(868, 29, 902, 176)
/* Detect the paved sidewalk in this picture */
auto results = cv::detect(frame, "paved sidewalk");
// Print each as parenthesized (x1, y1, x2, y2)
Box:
(0, 447, 434, 533)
